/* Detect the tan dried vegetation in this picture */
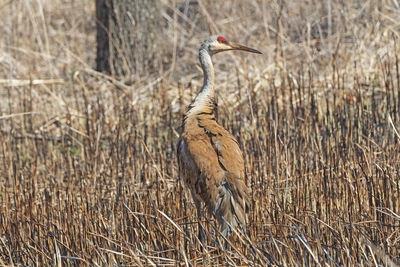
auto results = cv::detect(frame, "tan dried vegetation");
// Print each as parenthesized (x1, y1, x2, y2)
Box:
(0, 0, 399, 266)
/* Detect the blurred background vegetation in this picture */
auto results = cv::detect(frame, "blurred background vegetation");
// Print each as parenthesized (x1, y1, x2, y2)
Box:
(0, 0, 399, 265)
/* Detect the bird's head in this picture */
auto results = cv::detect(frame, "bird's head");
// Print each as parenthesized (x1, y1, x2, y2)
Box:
(200, 35, 262, 56)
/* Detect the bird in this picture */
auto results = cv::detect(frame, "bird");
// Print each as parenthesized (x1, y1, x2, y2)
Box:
(177, 36, 262, 241)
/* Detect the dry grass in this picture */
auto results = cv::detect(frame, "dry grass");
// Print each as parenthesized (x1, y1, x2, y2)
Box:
(1, 0, 400, 266)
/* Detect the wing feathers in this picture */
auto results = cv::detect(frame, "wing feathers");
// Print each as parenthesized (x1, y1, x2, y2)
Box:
(179, 113, 250, 234)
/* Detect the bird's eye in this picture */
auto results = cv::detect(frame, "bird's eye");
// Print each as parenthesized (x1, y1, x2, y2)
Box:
(217, 36, 227, 44)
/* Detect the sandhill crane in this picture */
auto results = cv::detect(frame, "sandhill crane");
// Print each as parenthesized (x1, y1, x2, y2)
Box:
(177, 36, 261, 241)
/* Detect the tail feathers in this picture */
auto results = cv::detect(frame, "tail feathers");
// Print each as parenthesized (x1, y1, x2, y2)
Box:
(214, 179, 248, 237)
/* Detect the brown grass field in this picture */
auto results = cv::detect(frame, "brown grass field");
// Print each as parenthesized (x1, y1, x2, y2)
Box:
(1, 0, 400, 266)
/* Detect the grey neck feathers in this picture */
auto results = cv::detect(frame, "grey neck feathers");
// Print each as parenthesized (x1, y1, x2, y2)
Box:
(194, 48, 215, 109)
(199, 48, 214, 93)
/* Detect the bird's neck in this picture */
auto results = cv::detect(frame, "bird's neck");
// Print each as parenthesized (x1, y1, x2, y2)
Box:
(199, 49, 215, 98)
(187, 49, 216, 115)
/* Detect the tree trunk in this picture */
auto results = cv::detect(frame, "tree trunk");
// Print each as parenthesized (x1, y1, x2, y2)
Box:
(95, 0, 110, 73)
(95, 0, 162, 78)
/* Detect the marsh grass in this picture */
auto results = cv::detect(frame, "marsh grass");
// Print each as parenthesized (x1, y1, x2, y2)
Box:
(0, 0, 399, 265)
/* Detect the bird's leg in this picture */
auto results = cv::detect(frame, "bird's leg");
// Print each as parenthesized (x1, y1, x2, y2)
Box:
(215, 220, 231, 251)
(194, 199, 206, 245)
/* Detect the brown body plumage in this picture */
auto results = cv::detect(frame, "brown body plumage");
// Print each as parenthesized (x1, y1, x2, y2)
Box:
(177, 36, 261, 238)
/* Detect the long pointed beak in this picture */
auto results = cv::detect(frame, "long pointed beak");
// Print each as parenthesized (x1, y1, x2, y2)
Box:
(229, 42, 262, 54)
